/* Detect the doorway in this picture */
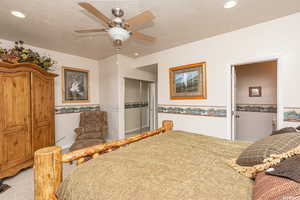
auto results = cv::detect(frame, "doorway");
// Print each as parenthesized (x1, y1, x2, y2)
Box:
(231, 60, 278, 142)
(124, 78, 155, 137)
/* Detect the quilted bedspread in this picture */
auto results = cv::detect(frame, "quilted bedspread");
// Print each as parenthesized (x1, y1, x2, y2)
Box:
(57, 131, 253, 200)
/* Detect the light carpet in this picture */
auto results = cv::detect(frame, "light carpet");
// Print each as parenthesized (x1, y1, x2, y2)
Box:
(1, 163, 75, 200)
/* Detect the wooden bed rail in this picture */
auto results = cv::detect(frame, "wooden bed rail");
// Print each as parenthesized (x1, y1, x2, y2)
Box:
(34, 120, 173, 200)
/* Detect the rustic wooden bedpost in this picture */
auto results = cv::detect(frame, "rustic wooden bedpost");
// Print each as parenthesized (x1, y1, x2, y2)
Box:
(163, 120, 173, 132)
(34, 146, 62, 200)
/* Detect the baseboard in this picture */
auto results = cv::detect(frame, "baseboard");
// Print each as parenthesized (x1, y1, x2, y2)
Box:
(125, 126, 149, 134)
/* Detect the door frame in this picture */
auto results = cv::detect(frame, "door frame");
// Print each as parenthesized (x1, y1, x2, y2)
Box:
(227, 55, 283, 140)
(149, 82, 157, 130)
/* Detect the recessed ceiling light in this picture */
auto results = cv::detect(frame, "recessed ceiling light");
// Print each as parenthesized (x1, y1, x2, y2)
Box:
(224, 1, 237, 8)
(11, 11, 26, 18)
(134, 52, 139, 57)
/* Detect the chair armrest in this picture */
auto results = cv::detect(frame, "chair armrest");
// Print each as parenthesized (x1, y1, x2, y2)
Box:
(99, 125, 108, 140)
(74, 127, 84, 138)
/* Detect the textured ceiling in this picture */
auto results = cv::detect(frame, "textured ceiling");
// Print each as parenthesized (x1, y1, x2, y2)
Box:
(1, 0, 300, 60)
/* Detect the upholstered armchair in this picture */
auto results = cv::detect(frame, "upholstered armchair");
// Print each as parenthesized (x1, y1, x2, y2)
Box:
(69, 110, 108, 152)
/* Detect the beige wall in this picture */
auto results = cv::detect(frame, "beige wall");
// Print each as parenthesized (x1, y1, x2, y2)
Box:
(236, 61, 277, 105)
(236, 112, 277, 142)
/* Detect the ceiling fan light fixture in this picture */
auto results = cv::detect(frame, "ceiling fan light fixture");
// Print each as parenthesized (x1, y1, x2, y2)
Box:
(224, 1, 237, 8)
(108, 27, 130, 42)
(76, 2, 156, 50)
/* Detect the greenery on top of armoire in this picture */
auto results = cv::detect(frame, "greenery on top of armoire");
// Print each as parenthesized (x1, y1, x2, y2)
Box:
(0, 40, 56, 71)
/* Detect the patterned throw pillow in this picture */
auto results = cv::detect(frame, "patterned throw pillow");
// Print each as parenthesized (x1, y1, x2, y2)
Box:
(267, 155, 300, 183)
(253, 172, 300, 200)
(271, 127, 297, 136)
(236, 132, 300, 166)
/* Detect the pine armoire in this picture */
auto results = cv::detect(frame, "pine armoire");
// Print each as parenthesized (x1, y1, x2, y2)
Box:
(0, 62, 57, 178)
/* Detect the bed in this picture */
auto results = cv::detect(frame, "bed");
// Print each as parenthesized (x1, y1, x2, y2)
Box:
(34, 121, 253, 200)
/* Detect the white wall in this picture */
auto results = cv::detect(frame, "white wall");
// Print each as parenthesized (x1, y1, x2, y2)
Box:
(0, 39, 100, 148)
(99, 55, 120, 141)
(133, 12, 300, 139)
(99, 54, 156, 140)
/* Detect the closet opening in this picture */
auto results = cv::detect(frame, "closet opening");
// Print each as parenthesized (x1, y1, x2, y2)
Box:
(124, 78, 155, 138)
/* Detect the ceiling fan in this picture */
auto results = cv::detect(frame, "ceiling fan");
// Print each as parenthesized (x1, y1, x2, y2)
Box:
(75, 2, 156, 50)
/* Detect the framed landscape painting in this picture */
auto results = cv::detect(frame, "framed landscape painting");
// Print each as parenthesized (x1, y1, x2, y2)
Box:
(169, 62, 207, 100)
(62, 67, 90, 103)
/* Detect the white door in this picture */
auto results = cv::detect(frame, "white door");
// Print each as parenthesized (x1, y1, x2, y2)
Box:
(149, 82, 156, 130)
(236, 112, 276, 142)
(231, 66, 237, 140)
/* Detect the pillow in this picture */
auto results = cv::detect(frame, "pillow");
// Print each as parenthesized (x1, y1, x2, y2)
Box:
(236, 132, 300, 166)
(271, 127, 297, 136)
(266, 155, 300, 183)
(253, 172, 300, 200)
(297, 126, 300, 131)
(276, 196, 300, 200)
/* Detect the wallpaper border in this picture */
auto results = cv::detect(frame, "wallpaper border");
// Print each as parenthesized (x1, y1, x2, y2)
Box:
(236, 104, 277, 113)
(158, 104, 227, 117)
(55, 104, 100, 114)
(125, 102, 149, 109)
(284, 107, 300, 122)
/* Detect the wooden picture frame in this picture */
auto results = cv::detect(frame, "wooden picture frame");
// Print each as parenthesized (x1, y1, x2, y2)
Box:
(62, 67, 90, 103)
(249, 86, 262, 97)
(169, 62, 207, 100)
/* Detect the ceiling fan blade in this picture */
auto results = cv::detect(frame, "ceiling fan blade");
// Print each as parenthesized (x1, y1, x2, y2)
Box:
(78, 2, 112, 25)
(125, 10, 155, 28)
(75, 28, 106, 33)
(131, 31, 156, 42)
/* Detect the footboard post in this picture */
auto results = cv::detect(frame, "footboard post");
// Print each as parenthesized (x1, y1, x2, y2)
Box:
(163, 120, 173, 132)
(34, 146, 62, 200)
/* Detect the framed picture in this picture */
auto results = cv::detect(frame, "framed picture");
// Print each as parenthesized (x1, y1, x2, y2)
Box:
(62, 67, 90, 103)
(169, 62, 207, 100)
(249, 86, 262, 97)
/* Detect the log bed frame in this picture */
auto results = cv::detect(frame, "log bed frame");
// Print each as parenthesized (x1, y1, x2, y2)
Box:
(34, 120, 173, 200)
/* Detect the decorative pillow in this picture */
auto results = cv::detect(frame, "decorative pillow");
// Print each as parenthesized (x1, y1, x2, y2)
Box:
(271, 127, 297, 136)
(266, 155, 300, 183)
(276, 196, 300, 200)
(253, 172, 300, 200)
(236, 132, 300, 166)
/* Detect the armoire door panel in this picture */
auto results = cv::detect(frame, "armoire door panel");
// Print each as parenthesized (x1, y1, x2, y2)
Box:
(33, 126, 51, 152)
(0, 72, 32, 170)
(1, 130, 30, 171)
(1, 74, 30, 131)
(31, 71, 55, 152)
